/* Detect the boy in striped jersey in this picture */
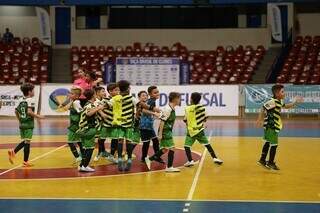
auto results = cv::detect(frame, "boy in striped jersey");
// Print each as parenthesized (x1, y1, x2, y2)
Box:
(66, 87, 84, 163)
(93, 86, 110, 161)
(108, 80, 161, 171)
(257, 84, 303, 170)
(183, 92, 223, 167)
(100, 83, 120, 164)
(77, 89, 104, 172)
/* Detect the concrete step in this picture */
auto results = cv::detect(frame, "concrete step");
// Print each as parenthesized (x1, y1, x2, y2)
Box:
(251, 47, 281, 84)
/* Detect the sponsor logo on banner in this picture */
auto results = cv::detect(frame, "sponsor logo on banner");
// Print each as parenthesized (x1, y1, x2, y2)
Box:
(41, 84, 72, 115)
(48, 88, 71, 113)
(0, 85, 40, 116)
(245, 85, 320, 114)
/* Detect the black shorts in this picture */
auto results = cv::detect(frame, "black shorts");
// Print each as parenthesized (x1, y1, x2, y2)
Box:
(140, 129, 157, 142)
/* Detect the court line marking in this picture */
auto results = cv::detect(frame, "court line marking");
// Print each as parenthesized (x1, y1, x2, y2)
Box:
(0, 144, 67, 177)
(0, 197, 319, 204)
(184, 130, 213, 212)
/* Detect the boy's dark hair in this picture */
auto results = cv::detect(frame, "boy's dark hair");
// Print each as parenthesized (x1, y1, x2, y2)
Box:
(20, 83, 34, 96)
(94, 86, 105, 93)
(169, 92, 180, 102)
(107, 83, 118, 92)
(118, 80, 130, 92)
(272, 84, 284, 97)
(138, 90, 148, 97)
(191, 92, 201, 105)
(84, 89, 95, 100)
(147, 86, 157, 94)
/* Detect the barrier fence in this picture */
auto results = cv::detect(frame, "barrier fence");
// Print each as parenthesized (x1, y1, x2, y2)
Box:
(0, 84, 319, 116)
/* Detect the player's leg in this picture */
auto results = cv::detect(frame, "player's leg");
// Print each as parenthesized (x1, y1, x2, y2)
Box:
(67, 129, 82, 162)
(77, 142, 84, 157)
(107, 138, 118, 164)
(198, 131, 223, 165)
(68, 143, 80, 158)
(184, 134, 197, 167)
(22, 129, 33, 167)
(124, 128, 140, 171)
(79, 129, 96, 172)
(151, 130, 165, 164)
(140, 129, 150, 162)
(166, 147, 180, 172)
(8, 129, 29, 164)
(258, 141, 270, 167)
(266, 129, 279, 170)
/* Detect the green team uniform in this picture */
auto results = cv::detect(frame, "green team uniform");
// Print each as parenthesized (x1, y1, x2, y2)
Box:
(100, 96, 114, 139)
(131, 102, 143, 144)
(94, 98, 104, 138)
(77, 102, 98, 149)
(67, 100, 82, 143)
(160, 105, 176, 149)
(15, 97, 35, 140)
(184, 104, 209, 147)
(263, 98, 285, 146)
(109, 94, 135, 142)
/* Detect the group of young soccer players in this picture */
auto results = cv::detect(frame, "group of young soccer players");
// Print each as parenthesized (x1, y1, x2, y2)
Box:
(7, 82, 302, 173)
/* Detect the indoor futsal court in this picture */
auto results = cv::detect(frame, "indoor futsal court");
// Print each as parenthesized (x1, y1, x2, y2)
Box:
(1, 0, 320, 213)
(0, 117, 319, 212)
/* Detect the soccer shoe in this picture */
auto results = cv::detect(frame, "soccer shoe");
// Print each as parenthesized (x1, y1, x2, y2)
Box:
(184, 160, 199, 167)
(79, 166, 95, 172)
(257, 159, 268, 168)
(23, 161, 34, 167)
(145, 157, 151, 170)
(213, 158, 223, 165)
(165, 167, 181, 173)
(266, 162, 280, 170)
(118, 158, 124, 171)
(85, 166, 95, 172)
(75, 156, 82, 163)
(8, 149, 15, 164)
(124, 159, 132, 171)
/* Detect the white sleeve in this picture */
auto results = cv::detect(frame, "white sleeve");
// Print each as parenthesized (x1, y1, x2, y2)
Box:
(263, 99, 276, 110)
(160, 106, 172, 121)
(26, 98, 36, 109)
(73, 100, 83, 113)
(132, 97, 139, 106)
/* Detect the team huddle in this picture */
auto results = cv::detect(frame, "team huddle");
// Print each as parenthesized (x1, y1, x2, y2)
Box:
(7, 82, 302, 172)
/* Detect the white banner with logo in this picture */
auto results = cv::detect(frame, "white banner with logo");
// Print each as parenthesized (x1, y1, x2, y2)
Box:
(131, 85, 239, 116)
(36, 7, 51, 46)
(40, 84, 238, 116)
(0, 85, 40, 116)
(40, 84, 73, 115)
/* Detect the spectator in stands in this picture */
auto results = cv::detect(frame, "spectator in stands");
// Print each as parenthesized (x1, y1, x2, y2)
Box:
(73, 69, 103, 106)
(2, 28, 14, 43)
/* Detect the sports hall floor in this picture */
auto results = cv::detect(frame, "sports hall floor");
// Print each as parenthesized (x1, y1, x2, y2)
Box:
(0, 117, 319, 213)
